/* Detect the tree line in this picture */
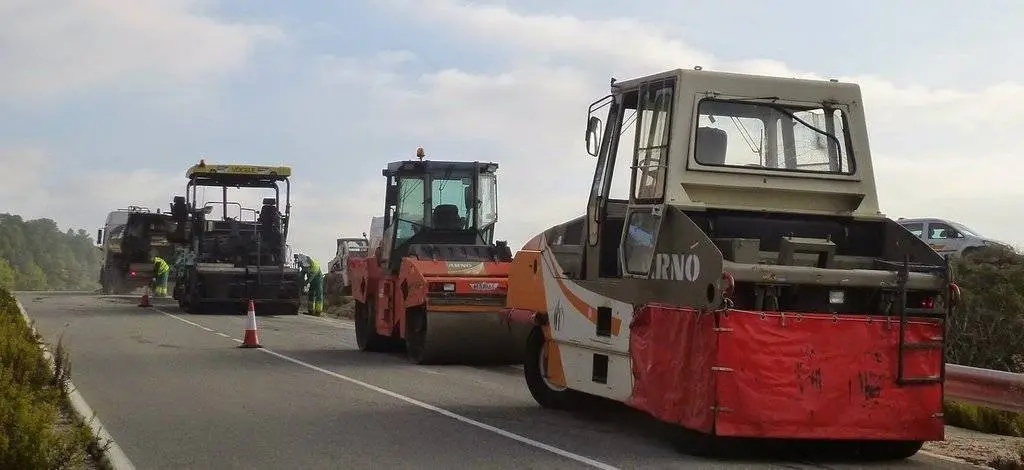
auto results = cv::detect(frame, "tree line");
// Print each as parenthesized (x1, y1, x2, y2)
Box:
(0, 213, 102, 291)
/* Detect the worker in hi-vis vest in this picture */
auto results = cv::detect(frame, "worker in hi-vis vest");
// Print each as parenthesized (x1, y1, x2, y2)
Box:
(152, 256, 170, 297)
(306, 259, 324, 314)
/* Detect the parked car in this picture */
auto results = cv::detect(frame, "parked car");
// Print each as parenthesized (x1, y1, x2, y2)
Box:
(897, 217, 1013, 258)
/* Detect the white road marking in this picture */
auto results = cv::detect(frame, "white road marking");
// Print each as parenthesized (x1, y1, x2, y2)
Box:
(918, 449, 990, 468)
(153, 307, 618, 470)
(216, 332, 230, 338)
(258, 347, 618, 469)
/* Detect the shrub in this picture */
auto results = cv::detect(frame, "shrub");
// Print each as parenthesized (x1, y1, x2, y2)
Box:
(0, 288, 101, 469)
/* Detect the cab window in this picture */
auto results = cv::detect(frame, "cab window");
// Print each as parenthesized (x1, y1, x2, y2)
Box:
(900, 223, 924, 238)
(928, 223, 962, 239)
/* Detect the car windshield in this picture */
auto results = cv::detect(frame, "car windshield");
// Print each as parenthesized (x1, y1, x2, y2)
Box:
(950, 222, 981, 237)
(694, 98, 854, 175)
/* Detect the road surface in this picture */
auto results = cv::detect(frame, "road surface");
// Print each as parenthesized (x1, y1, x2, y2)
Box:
(16, 292, 980, 470)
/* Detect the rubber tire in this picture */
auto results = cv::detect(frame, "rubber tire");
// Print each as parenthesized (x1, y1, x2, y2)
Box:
(856, 440, 923, 461)
(355, 300, 390, 352)
(523, 326, 586, 410)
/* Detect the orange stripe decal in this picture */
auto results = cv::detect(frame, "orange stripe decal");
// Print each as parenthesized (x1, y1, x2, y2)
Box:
(541, 249, 622, 337)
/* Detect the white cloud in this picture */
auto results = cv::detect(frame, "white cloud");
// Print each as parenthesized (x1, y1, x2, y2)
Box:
(5, 0, 1023, 265)
(309, 0, 1024, 251)
(0, 0, 282, 104)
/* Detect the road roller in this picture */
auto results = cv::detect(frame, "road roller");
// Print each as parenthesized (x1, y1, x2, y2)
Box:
(348, 148, 530, 365)
(502, 67, 959, 459)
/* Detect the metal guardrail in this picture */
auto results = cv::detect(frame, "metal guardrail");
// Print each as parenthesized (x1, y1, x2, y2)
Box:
(946, 363, 1024, 414)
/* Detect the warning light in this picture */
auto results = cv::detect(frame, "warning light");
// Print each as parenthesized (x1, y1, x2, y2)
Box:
(130, 271, 137, 277)
(198, 159, 206, 167)
(416, 147, 425, 160)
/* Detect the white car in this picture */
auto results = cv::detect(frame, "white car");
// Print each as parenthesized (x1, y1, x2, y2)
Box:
(897, 217, 1012, 258)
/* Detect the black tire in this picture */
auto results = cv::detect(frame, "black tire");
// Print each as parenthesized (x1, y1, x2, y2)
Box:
(355, 300, 389, 352)
(523, 326, 585, 409)
(855, 440, 923, 461)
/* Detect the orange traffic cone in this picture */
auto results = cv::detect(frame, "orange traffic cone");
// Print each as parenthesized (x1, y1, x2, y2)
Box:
(138, 286, 152, 308)
(238, 300, 261, 348)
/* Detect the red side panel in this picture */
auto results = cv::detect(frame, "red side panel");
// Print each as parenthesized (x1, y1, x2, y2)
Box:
(627, 304, 717, 433)
(714, 310, 944, 440)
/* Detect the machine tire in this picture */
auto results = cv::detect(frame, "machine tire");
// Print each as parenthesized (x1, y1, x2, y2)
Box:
(355, 300, 389, 352)
(856, 440, 923, 461)
(524, 325, 585, 410)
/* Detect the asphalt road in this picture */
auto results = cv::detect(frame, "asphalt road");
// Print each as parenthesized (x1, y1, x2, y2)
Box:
(16, 292, 980, 470)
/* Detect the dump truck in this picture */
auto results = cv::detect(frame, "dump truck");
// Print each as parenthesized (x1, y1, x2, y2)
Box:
(96, 206, 179, 294)
(327, 237, 370, 295)
(348, 149, 530, 364)
(502, 68, 960, 459)
(169, 160, 302, 315)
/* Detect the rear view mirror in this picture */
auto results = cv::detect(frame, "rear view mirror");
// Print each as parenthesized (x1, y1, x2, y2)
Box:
(586, 116, 602, 157)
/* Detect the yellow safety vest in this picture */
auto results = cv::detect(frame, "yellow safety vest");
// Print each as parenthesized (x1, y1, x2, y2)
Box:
(153, 257, 169, 275)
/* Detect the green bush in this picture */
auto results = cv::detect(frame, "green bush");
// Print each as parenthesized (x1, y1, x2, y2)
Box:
(0, 288, 102, 469)
(943, 246, 1024, 437)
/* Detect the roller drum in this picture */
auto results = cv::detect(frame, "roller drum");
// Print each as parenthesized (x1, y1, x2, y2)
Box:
(409, 310, 531, 365)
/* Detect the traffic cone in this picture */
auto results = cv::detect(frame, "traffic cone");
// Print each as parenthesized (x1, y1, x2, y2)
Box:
(238, 300, 261, 348)
(138, 286, 152, 308)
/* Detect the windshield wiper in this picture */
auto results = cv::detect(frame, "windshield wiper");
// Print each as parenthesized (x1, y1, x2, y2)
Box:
(719, 98, 843, 152)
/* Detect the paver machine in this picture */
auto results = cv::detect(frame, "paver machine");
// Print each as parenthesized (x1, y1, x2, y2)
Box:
(348, 149, 531, 364)
(169, 160, 301, 315)
(503, 68, 960, 459)
(96, 206, 179, 294)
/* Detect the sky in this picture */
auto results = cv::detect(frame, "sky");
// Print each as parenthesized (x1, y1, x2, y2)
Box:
(1, 0, 1022, 264)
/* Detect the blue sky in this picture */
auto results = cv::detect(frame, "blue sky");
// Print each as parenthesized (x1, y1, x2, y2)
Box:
(1, 0, 1022, 263)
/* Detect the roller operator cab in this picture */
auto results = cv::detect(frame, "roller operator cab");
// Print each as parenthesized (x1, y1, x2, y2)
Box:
(169, 160, 301, 315)
(348, 149, 531, 365)
(503, 68, 961, 459)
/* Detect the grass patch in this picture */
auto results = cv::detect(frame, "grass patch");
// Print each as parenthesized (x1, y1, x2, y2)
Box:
(945, 399, 1024, 437)
(0, 288, 112, 469)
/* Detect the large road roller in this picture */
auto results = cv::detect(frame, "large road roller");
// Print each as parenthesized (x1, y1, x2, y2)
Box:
(348, 148, 529, 365)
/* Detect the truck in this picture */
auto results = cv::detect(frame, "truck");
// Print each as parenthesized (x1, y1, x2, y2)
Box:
(169, 160, 302, 315)
(502, 68, 960, 459)
(348, 149, 531, 364)
(96, 206, 179, 294)
(327, 236, 370, 295)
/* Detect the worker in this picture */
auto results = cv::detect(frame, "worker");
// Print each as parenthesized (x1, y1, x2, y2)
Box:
(152, 255, 170, 297)
(306, 258, 324, 314)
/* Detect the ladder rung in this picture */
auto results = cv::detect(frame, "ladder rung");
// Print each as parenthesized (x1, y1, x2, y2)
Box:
(898, 376, 941, 385)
